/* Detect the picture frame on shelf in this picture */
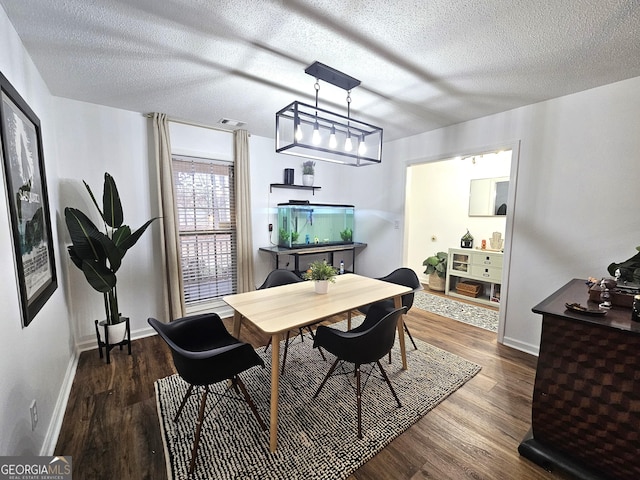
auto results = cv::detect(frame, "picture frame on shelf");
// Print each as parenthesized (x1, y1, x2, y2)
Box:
(0, 71, 57, 327)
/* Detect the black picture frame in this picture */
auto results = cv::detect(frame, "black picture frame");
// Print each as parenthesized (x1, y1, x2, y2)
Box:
(0, 71, 57, 327)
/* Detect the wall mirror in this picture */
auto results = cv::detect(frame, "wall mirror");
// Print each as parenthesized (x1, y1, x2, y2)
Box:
(468, 177, 509, 216)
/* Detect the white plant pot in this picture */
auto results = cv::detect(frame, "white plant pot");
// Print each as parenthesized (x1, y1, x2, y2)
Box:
(100, 319, 128, 344)
(314, 280, 329, 294)
(302, 174, 314, 186)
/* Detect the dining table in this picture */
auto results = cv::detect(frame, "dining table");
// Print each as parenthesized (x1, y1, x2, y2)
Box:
(223, 273, 412, 452)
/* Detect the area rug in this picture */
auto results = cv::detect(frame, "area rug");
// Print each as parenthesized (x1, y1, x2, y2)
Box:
(413, 291, 499, 332)
(155, 319, 481, 480)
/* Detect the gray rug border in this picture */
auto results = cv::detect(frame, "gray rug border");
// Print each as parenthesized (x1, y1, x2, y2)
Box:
(413, 290, 499, 332)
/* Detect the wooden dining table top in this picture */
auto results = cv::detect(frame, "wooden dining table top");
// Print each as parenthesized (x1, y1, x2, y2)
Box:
(223, 273, 412, 334)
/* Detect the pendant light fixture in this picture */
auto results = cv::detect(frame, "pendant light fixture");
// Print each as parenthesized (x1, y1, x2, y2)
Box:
(275, 61, 383, 166)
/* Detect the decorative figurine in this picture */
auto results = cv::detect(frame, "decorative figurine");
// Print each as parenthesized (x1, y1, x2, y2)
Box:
(599, 279, 612, 309)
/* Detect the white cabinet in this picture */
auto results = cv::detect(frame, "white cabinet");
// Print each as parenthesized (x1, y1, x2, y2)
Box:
(445, 248, 503, 306)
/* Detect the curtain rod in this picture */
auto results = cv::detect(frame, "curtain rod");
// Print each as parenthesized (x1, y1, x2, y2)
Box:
(143, 113, 249, 135)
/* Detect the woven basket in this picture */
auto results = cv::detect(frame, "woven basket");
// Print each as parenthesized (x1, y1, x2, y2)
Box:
(456, 281, 484, 297)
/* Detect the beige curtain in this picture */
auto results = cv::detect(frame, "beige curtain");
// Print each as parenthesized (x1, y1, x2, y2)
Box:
(151, 113, 186, 320)
(234, 129, 255, 292)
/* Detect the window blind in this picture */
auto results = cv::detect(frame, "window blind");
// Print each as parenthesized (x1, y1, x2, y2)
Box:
(172, 155, 236, 305)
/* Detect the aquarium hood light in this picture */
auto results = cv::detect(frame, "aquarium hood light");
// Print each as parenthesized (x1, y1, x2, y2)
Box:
(275, 62, 382, 167)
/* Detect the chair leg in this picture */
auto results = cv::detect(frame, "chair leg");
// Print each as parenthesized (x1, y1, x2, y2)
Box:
(174, 384, 195, 422)
(306, 326, 327, 361)
(356, 364, 362, 439)
(188, 385, 209, 475)
(234, 376, 267, 431)
(281, 331, 292, 375)
(313, 358, 341, 398)
(404, 323, 418, 350)
(376, 360, 402, 408)
(264, 336, 272, 353)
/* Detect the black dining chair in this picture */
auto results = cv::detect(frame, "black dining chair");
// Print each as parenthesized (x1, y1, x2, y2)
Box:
(358, 267, 421, 351)
(148, 313, 266, 475)
(312, 307, 407, 439)
(259, 269, 326, 373)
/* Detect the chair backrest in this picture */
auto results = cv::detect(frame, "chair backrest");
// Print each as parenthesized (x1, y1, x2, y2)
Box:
(258, 269, 303, 289)
(318, 307, 407, 365)
(378, 267, 421, 311)
(148, 313, 262, 385)
(353, 306, 407, 364)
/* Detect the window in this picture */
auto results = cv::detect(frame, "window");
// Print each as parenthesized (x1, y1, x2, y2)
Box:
(172, 155, 236, 306)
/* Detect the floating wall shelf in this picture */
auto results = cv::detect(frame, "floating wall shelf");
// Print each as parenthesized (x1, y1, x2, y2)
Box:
(270, 183, 321, 195)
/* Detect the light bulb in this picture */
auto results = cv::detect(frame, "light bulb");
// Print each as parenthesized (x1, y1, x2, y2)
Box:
(312, 121, 321, 145)
(329, 125, 337, 149)
(358, 135, 366, 155)
(295, 121, 303, 142)
(344, 133, 353, 152)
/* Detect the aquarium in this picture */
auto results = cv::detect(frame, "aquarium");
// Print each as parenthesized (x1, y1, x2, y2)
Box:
(277, 202, 355, 248)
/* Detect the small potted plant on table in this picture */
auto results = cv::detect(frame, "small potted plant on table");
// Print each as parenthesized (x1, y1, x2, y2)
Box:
(303, 259, 337, 294)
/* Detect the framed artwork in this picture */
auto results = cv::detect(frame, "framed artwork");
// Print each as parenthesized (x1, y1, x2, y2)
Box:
(0, 71, 57, 327)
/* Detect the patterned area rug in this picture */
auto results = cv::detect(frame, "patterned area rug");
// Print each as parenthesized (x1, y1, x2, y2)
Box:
(155, 320, 481, 480)
(413, 291, 499, 332)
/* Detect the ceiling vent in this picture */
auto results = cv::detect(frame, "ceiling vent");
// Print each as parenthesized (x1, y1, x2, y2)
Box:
(218, 118, 246, 127)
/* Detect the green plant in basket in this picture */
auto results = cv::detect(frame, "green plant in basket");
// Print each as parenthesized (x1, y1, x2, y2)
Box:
(423, 252, 448, 278)
(303, 260, 337, 283)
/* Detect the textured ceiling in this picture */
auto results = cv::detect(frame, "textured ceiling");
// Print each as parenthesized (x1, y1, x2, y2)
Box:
(1, 0, 639, 141)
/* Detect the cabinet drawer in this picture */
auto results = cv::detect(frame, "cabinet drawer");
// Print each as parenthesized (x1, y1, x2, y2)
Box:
(472, 253, 503, 268)
(471, 265, 502, 281)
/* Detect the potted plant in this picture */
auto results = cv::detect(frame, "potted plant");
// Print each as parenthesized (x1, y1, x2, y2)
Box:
(303, 259, 337, 294)
(302, 160, 315, 186)
(65, 172, 157, 344)
(423, 252, 447, 291)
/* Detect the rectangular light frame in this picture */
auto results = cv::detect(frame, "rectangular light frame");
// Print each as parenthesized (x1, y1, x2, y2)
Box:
(275, 101, 382, 166)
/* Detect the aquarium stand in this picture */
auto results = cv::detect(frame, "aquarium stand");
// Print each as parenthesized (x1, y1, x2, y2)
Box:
(259, 242, 367, 274)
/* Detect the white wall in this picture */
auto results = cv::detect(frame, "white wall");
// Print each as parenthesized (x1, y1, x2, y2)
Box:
(385, 76, 640, 354)
(55, 98, 165, 347)
(0, 6, 75, 456)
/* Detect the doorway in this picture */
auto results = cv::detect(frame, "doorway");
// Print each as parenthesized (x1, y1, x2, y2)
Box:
(403, 146, 518, 342)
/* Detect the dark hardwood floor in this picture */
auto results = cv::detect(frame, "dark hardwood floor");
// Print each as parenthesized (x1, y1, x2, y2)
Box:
(55, 297, 573, 479)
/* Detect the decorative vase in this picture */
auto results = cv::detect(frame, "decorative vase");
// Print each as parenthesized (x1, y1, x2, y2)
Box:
(428, 273, 445, 292)
(302, 174, 314, 186)
(314, 280, 329, 294)
(100, 318, 128, 343)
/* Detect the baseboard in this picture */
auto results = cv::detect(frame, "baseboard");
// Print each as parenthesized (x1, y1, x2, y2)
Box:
(41, 349, 79, 455)
(502, 335, 539, 356)
(76, 325, 158, 353)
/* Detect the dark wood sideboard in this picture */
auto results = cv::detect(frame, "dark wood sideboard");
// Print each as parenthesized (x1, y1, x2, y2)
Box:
(519, 278, 640, 480)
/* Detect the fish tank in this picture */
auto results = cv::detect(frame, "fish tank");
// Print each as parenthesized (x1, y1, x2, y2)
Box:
(277, 202, 354, 248)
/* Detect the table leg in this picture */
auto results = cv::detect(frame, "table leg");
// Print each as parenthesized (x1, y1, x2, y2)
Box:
(232, 310, 243, 339)
(269, 333, 280, 452)
(394, 295, 408, 370)
(347, 310, 352, 330)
